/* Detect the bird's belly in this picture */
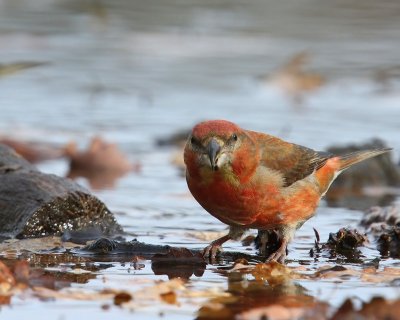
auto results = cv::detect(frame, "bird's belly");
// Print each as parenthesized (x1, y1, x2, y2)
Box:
(189, 179, 284, 227)
(188, 177, 321, 230)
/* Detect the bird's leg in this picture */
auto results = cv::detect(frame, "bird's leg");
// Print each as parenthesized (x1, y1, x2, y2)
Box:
(256, 229, 281, 258)
(202, 226, 246, 262)
(265, 226, 294, 264)
(265, 237, 288, 264)
(257, 230, 269, 257)
(202, 234, 231, 262)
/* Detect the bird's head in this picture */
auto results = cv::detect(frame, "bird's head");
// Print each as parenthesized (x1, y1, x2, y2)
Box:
(184, 120, 257, 181)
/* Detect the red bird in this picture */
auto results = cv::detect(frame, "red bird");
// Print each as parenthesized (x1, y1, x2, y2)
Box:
(183, 120, 391, 263)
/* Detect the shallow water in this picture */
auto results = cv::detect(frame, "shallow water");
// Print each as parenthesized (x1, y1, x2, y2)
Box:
(1, 0, 400, 319)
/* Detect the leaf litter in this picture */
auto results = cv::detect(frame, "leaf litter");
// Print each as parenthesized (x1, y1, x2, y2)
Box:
(2, 206, 400, 318)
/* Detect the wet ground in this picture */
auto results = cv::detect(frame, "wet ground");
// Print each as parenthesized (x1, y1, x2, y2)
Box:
(1, 0, 400, 319)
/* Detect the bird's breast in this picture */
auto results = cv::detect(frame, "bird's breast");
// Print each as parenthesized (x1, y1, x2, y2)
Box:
(187, 169, 284, 227)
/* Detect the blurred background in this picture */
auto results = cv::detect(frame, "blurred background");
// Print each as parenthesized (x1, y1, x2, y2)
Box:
(1, 1, 400, 318)
(1, 0, 399, 237)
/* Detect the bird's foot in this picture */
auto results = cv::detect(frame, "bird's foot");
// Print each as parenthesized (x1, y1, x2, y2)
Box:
(202, 243, 223, 263)
(266, 239, 288, 264)
(202, 234, 231, 263)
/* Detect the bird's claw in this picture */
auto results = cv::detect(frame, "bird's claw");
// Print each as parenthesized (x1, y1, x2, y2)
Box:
(202, 244, 222, 263)
(265, 239, 288, 264)
(266, 249, 287, 264)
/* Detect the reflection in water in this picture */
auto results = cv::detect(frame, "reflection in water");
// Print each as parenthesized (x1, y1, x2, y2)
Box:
(0, 0, 400, 318)
(152, 262, 205, 279)
(197, 268, 326, 319)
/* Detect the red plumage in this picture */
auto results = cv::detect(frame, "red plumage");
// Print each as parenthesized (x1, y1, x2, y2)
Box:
(184, 120, 391, 263)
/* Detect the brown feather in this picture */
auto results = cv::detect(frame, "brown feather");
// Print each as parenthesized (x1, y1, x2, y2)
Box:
(247, 131, 332, 186)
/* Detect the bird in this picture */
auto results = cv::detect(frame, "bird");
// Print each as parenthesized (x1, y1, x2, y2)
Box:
(183, 120, 391, 263)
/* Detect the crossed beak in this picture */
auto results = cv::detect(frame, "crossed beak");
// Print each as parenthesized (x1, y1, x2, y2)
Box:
(207, 138, 221, 171)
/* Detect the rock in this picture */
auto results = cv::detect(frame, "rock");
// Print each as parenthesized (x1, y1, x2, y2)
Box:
(0, 144, 123, 240)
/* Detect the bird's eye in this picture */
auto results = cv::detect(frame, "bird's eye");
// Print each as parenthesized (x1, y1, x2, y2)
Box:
(190, 136, 199, 146)
(231, 133, 238, 141)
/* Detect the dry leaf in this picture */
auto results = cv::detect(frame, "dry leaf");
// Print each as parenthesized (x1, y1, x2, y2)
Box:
(34, 287, 114, 301)
(160, 291, 178, 305)
(252, 262, 293, 285)
(237, 305, 305, 320)
(114, 292, 132, 306)
(0, 260, 16, 295)
(184, 231, 227, 242)
(13, 260, 30, 284)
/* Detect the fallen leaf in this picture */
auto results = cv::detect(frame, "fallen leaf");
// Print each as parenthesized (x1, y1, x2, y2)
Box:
(184, 231, 227, 242)
(252, 261, 293, 285)
(237, 304, 305, 320)
(34, 287, 114, 301)
(0, 260, 16, 295)
(13, 260, 30, 284)
(160, 291, 177, 305)
(114, 292, 132, 306)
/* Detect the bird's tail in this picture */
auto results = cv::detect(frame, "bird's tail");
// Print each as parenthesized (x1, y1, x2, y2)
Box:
(316, 147, 392, 195)
(338, 148, 392, 172)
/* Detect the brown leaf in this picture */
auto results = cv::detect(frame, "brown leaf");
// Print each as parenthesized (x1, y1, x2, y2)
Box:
(114, 292, 132, 306)
(160, 291, 177, 305)
(0, 260, 16, 295)
(251, 262, 292, 285)
(330, 298, 355, 320)
(237, 305, 305, 320)
(330, 297, 400, 320)
(65, 136, 138, 189)
(34, 286, 114, 300)
(13, 260, 30, 284)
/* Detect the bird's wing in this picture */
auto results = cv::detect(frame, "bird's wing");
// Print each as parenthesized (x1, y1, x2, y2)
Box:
(248, 131, 332, 187)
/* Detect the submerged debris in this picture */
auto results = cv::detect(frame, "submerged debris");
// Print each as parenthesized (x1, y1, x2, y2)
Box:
(326, 228, 368, 251)
(323, 228, 368, 261)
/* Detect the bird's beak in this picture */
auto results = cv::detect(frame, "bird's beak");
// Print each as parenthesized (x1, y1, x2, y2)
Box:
(207, 138, 221, 171)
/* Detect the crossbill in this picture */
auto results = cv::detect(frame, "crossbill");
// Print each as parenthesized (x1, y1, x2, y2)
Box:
(183, 120, 391, 263)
